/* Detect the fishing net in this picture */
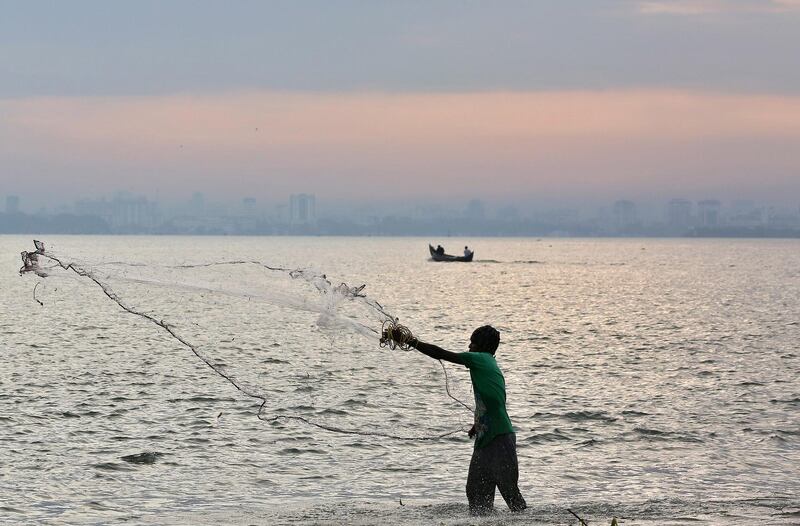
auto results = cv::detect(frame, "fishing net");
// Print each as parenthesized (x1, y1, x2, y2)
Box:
(19, 240, 472, 440)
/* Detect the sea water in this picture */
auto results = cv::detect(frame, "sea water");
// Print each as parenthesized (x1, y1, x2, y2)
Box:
(1, 235, 798, 525)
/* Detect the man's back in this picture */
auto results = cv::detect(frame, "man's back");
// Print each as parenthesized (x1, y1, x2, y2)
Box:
(459, 352, 514, 448)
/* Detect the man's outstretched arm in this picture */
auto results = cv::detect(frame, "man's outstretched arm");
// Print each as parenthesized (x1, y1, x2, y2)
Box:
(407, 338, 466, 365)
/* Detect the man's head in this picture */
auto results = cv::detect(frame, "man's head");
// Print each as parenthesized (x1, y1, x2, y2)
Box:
(469, 325, 500, 355)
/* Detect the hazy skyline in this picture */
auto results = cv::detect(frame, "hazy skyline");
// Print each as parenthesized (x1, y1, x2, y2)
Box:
(2, 1, 799, 209)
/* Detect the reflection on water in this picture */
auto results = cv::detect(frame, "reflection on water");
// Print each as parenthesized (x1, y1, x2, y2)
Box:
(1, 235, 798, 525)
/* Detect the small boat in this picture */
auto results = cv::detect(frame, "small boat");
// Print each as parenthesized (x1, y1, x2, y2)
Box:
(429, 244, 474, 262)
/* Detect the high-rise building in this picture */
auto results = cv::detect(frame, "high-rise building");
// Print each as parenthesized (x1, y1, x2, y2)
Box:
(75, 194, 158, 231)
(111, 194, 157, 229)
(667, 198, 692, 228)
(698, 200, 721, 227)
(612, 200, 637, 229)
(242, 197, 257, 217)
(289, 193, 316, 226)
(5, 195, 20, 214)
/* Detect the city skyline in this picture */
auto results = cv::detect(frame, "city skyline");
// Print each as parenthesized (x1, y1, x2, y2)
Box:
(3, 190, 798, 237)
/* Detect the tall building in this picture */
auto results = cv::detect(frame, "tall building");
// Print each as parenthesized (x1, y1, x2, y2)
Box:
(75, 193, 158, 231)
(612, 200, 637, 229)
(698, 200, 721, 227)
(667, 198, 692, 228)
(242, 197, 257, 217)
(5, 195, 20, 214)
(289, 193, 316, 226)
(111, 194, 157, 230)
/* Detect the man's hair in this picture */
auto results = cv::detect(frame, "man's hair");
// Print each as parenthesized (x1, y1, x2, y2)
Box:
(471, 325, 500, 354)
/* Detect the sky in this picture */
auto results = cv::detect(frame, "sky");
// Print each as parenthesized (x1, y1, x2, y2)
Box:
(1, 1, 799, 210)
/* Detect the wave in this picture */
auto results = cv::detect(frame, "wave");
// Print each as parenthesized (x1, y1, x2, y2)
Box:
(561, 410, 618, 423)
(524, 429, 572, 444)
(120, 451, 164, 464)
(631, 427, 704, 443)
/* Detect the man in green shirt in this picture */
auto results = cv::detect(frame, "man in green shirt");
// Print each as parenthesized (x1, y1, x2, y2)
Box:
(385, 325, 527, 514)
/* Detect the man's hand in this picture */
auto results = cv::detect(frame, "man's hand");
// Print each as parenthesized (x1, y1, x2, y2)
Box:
(382, 327, 417, 349)
(468, 425, 476, 438)
(381, 329, 400, 345)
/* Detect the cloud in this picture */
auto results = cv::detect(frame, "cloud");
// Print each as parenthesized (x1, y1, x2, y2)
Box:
(637, 0, 800, 15)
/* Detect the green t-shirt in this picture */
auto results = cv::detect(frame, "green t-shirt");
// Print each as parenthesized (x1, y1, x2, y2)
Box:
(459, 352, 514, 449)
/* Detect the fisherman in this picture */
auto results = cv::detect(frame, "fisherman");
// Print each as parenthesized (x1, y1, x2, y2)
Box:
(436, 244, 445, 256)
(384, 325, 526, 514)
(464, 246, 471, 257)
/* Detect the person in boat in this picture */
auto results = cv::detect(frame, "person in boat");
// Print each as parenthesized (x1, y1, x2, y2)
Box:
(436, 245, 445, 256)
(464, 246, 471, 257)
(383, 325, 526, 515)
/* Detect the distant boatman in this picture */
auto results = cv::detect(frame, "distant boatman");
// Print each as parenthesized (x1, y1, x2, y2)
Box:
(383, 325, 526, 514)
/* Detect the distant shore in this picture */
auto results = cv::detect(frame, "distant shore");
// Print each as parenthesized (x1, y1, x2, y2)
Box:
(2, 211, 800, 238)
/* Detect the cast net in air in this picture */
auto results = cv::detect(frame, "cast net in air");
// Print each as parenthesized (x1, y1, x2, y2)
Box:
(19, 240, 473, 440)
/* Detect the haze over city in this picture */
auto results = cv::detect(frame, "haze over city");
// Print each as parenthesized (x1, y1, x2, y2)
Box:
(2, 1, 799, 217)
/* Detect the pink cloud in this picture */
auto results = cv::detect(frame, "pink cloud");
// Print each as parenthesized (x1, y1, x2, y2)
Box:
(2, 89, 799, 202)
